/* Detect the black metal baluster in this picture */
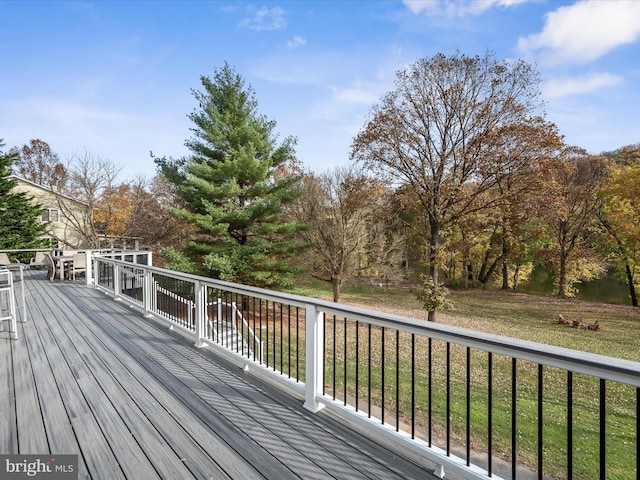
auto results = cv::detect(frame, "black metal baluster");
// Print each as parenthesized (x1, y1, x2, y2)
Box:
(252, 297, 256, 362)
(538, 364, 544, 480)
(600, 379, 606, 480)
(568, 371, 573, 480)
(512, 358, 517, 480)
(396, 329, 400, 432)
(333, 314, 337, 401)
(368, 323, 372, 419)
(287, 304, 291, 378)
(265, 300, 270, 369)
(355, 320, 359, 412)
(428, 337, 432, 447)
(280, 303, 284, 375)
(344, 316, 347, 407)
(272, 301, 277, 372)
(636, 387, 639, 480)
(258, 298, 263, 364)
(466, 347, 471, 466)
(323, 312, 327, 396)
(488, 352, 493, 476)
(382, 326, 385, 425)
(412, 333, 416, 440)
(447, 342, 451, 456)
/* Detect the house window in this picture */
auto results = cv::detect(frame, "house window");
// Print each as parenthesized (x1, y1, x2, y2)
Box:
(42, 208, 60, 223)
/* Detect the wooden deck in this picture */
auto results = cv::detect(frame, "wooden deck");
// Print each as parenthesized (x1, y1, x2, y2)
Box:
(0, 269, 440, 479)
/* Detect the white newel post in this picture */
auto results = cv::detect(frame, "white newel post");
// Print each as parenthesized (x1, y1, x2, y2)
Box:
(113, 263, 120, 300)
(194, 280, 206, 348)
(85, 251, 93, 286)
(143, 269, 152, 317)
(303, 304, 325, 413)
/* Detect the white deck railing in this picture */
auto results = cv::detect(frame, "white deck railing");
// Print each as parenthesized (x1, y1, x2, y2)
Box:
(89, 254, 640, 480)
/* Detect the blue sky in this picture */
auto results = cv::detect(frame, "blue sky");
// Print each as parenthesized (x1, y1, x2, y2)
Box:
(1, 0, 639, 181)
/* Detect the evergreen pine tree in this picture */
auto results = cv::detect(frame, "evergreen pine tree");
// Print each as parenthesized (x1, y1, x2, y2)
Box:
(0, 140, 49, 250)
(156, 64, 308, 289)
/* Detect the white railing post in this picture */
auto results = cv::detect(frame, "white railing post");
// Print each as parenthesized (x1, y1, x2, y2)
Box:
(304, 303, 325, 413)
(92, 257, 98, 287)
(85, 250, 93, 286)
(113, 262, 120, 300)
(143, 269, 153, 317)
(194, 280, 206, 348)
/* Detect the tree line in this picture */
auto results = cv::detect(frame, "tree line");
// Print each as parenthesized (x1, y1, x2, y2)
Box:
(2, 52, 638, 318)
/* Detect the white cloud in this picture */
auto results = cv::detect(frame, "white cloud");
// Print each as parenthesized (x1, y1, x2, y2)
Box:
(311, 84, 381, 122)
(543, 72, 624, 99)
(239, 6, 287, 31)
(403, 0, 529, 17)
(287, 35, 306, 49)
(518, 0, 640, 64)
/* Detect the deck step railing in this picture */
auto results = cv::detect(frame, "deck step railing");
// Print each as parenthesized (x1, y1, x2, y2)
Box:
(91, 255, 640, 480)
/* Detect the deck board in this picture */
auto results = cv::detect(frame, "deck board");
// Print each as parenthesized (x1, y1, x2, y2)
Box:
(0, 269, 440, 479)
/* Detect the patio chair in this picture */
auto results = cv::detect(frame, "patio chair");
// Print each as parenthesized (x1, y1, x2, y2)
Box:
(42, 252, 56, 281)
(72, 252, 87, 280)
(29, 251, 48, 269)
(0, 253, 17, 266)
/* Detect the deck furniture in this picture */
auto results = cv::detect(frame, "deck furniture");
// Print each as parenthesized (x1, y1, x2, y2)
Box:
(71, 252, 87, 280)
(0, 267, 18, 339)
(29, 251, 48, 269)
(42, 252, 57, 281)
(0, 252, 22, 270)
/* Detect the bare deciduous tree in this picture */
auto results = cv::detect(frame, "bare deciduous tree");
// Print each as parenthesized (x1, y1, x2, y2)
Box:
(57, 150, 122, 248)
(293, 165, 405, 302)
(351, 51, 547, 320)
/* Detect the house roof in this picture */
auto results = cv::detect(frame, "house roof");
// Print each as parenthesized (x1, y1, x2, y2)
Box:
(9, 174, 90, 208)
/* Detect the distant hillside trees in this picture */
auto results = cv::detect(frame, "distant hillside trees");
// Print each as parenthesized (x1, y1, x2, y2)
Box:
(156, 63, 308, 289)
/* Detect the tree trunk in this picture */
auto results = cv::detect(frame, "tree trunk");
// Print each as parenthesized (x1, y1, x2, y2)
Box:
(480, 256, 501, 287)
(501, 231, 510, 290)
(332, 276, 341, 303)
(427, 227, 439, 322)
(512, 263, 521, 291)
(625, 263, 638, 307)
(558, 251, 567, 298)
(501, 258, 509, 289)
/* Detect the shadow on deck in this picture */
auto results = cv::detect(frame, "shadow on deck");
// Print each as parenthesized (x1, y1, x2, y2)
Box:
(0, 269, 441, 479)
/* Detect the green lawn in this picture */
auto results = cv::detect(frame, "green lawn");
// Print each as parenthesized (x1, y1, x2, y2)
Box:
(286, 277, 640, 479)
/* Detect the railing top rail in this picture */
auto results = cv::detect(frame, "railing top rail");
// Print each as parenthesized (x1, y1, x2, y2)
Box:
(95, 256, 640, 387)
(0, 248, 51, 253)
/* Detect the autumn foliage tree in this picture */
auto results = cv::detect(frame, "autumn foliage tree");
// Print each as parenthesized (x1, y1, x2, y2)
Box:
(598, 146, 640, 306)
(537, 150, 610, 297)
(11, 138, 67, 189)
(93, 175, 189, 251)
(351, 51, 549, 320)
